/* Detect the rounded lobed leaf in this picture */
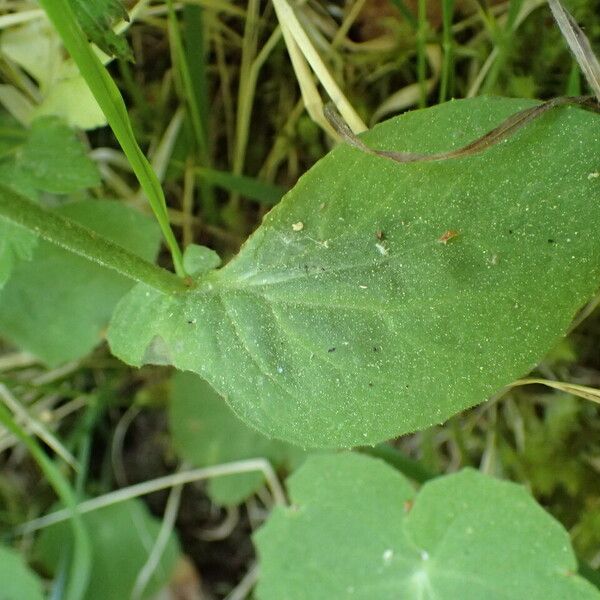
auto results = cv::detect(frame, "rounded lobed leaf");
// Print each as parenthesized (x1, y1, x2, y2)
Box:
(254, 454, 600, 600)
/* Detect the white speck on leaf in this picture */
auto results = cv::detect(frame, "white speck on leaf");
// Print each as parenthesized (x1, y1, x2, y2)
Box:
(383, 549, 393, 564)
(375, 242, 388, 256)
(292, 221, 304, 231)
(587, 172, 599, 180)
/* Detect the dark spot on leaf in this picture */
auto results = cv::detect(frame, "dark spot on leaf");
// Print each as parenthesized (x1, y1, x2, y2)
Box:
(375, 229, 385, 240)
(508, 229, 513, 234)
(373, 346, 379, 352)
(328, 347, 336, 353)
(548, 239, 555, 244)
(368, 382, 374, 388)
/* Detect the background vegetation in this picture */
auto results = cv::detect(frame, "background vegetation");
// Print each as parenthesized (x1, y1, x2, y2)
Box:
(0, 0, 599, 597)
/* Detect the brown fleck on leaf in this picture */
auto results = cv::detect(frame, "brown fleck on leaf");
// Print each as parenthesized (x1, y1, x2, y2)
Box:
(437, 230, 460, 244)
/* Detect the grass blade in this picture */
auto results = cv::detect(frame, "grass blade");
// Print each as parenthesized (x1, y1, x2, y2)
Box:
(166, 0, 216, 219)
(439, 0, 455, 102)
(0, 386, 91, 600)
(416, 0, 428, 107)
(37, 0, 185, 276)
(195, 167, 285, 205)
(390, 0, 418, 29)
(548, 0, 600, 102)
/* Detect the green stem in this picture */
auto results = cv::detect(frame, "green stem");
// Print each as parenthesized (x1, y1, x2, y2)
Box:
(0, 185, 189, 295)
(167, 0, 216, 219)
(358, 444, 435, 484)
(417, 0, 428, 108)
(37, 0, 186, 277)
(390, 0, 418, 30)
(439, 0, 455, 103)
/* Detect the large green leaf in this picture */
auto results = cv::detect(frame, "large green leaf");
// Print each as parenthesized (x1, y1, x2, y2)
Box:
(254, 454, 600, 599)
(0, 200, 160, 365)
(0, 544, 44, 600)
(108, 97, 600, 448)
(35, 499, 180, 600)
(169, 372, 305, 506)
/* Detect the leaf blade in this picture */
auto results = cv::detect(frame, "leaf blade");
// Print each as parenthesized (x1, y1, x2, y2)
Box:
(254, 454, 600, 600)
(109, 97, 600, 448)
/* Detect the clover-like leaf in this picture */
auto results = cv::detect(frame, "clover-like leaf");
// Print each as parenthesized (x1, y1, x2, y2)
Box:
(108, 97, 600, 448)
(254, 454, 600, 600)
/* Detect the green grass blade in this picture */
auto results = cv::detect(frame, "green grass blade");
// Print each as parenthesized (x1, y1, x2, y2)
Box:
(439, 0, 455, 102)
(566, 60, 583, 95)
(195, 167, 285, 205)
(390, 0, 418, 29)
(166, 0, 209, 165)
(416, 0, 428, 107)
(166, 0, 216, 219)
(358, 444, 435, 483)
(37, 0, 185, 277)
(182, 4, 211, 158)
(0, 393, 91, 600)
